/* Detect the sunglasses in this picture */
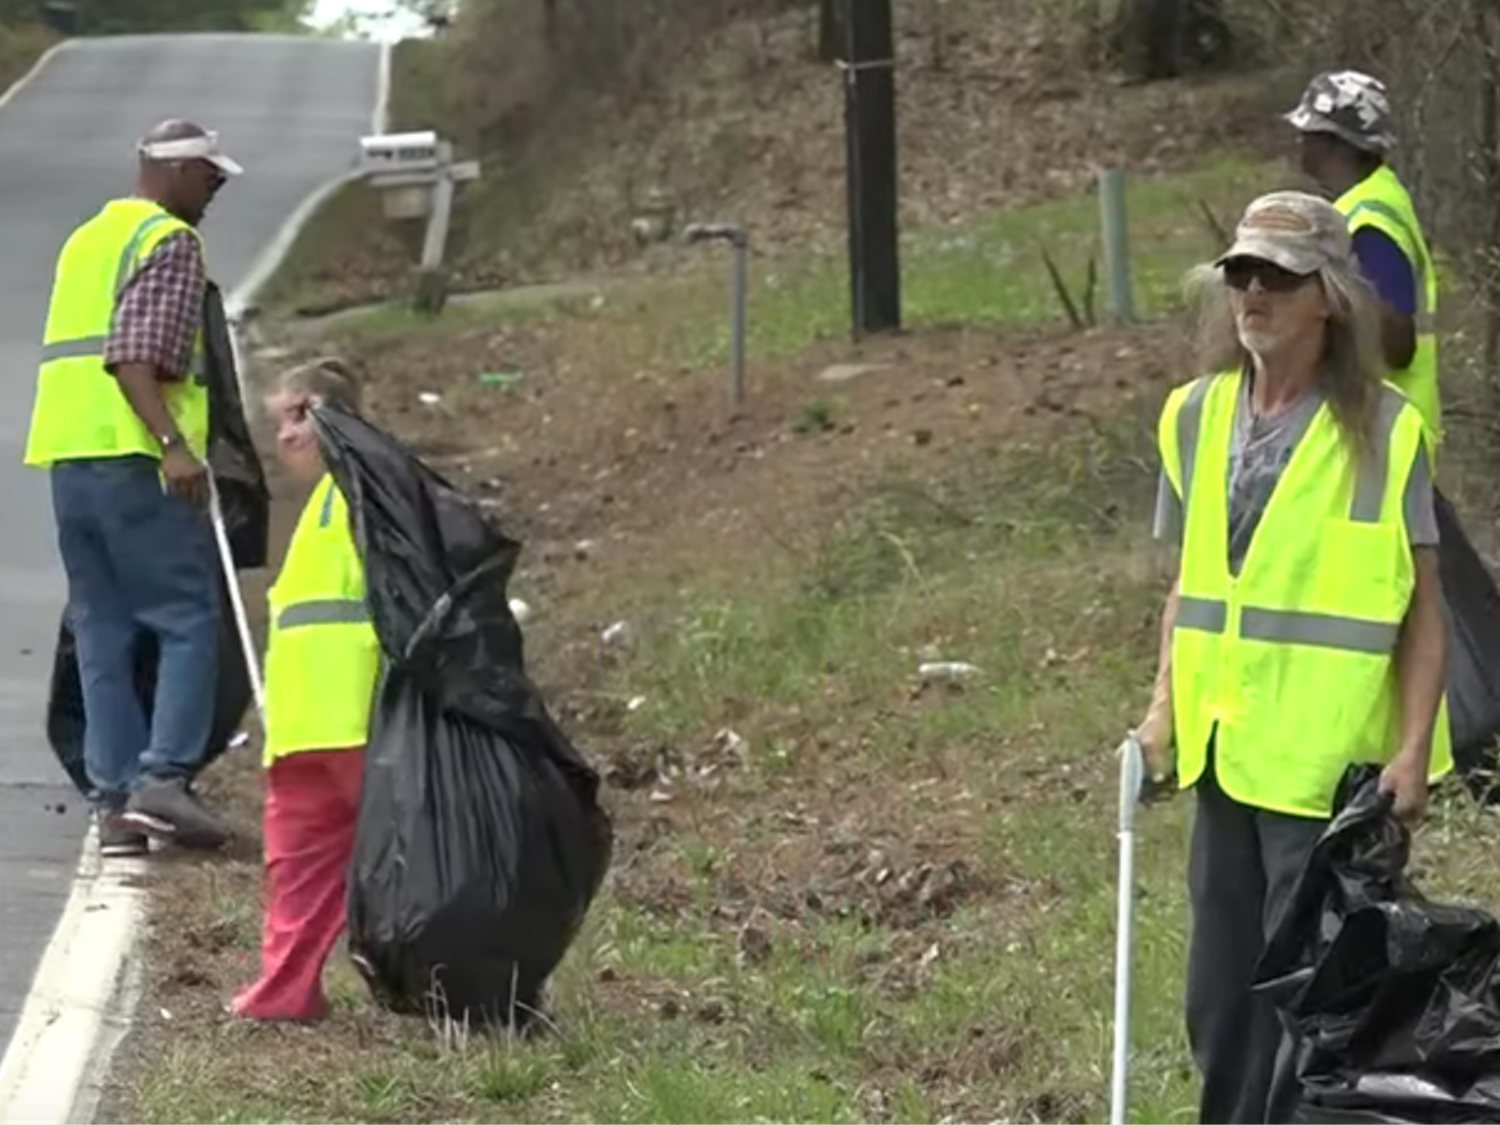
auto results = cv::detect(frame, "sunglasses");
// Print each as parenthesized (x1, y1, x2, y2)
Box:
(1222, 257, 1315, 293)
(177, 159, 227, 190)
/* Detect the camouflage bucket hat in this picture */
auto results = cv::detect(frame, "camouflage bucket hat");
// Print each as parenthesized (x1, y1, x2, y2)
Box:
(1285, 69, 1396, 154)
(1216, 191, 1352, 277)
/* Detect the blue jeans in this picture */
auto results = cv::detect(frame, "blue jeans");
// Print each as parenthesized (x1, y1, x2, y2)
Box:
(51, 457, 218, 810)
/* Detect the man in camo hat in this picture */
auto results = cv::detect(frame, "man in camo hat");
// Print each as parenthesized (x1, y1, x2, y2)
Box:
(1287, 69, 1441, 450)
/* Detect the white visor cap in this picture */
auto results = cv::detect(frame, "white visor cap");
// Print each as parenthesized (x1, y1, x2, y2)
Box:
(138, 130, 243, 176)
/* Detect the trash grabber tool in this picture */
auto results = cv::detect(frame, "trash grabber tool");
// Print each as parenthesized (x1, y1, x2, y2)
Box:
(208, 475, 266, 721)
(1110, 730, 1146, 1125)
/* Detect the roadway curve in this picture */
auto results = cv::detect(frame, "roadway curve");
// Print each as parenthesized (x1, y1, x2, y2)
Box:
(0, 31, 381, 1054)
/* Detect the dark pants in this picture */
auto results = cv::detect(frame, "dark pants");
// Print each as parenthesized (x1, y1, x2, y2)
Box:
(1187, 767, 1325, 1124)
(50, 456, 218, 810)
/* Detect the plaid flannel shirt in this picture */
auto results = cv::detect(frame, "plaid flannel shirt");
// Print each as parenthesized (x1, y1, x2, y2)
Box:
(103, 231, 205, 381)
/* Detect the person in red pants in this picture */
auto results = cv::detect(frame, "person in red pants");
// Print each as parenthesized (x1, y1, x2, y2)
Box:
(232, 358, 380, 1023)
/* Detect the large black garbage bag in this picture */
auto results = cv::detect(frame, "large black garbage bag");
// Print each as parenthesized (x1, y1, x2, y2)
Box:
(46, 578, 254, 796)
(1253, 764, 1500, 1123)
(322, 405, 612, 1028)
(202, 280, 270, 570)
(43, 282, 267, 794)
(1435, 491, 1500, 785)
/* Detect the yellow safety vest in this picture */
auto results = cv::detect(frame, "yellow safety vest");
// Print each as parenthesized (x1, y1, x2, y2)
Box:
(24, 198, 209, 467)
(1336, 166, 1441, 451)
(264, 475, 382, 764)
(1159, 371, 1453, 817)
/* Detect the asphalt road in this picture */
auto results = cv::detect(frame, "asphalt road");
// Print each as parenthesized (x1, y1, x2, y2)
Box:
(0, 32, 380, 1055)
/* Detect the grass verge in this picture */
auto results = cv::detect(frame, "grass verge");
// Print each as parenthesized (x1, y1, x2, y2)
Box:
(130, 404, 1196, 1124)
(0, 22, 54, 93)
(125, 381, 1500, 1123)
(119, 128, 1500, 1125)
(671, 153, 1286, 367)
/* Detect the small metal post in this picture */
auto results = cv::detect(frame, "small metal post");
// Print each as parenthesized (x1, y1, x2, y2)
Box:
(1099, 167, 1136, 324)
(420, 141, 456, 272)
(686, 223, 750, 407)
(730, 237, 748, 406)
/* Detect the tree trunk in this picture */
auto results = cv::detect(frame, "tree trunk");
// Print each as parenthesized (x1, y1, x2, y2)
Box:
(818, 0, 844, 62)
(1478, 1, 1500, 408)
(542, 0, 559, 50)
(928, 0, 947, 71)
(1113, 0, 1231, 80)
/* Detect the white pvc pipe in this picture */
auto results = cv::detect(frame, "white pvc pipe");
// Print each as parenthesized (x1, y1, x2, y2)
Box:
(1110, 732, 1144, 1125)
(207, 477, 265, 721)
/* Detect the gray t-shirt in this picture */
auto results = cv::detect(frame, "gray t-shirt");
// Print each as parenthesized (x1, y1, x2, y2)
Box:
(1154, 380, 1438, 570)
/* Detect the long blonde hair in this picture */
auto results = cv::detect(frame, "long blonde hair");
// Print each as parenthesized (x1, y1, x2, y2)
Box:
(1185, 259, 1387, 452)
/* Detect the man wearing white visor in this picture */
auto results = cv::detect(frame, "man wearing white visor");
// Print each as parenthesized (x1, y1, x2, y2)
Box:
(23, 120, 243, 855)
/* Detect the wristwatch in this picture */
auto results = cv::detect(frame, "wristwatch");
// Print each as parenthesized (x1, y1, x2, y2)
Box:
(157, 432, 183, 452)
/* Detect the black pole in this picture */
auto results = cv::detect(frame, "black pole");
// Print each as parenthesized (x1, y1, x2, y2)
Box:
(842, 0, 900, 338)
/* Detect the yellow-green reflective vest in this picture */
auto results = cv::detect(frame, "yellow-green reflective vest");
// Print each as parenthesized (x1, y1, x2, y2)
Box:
(264, 475, 381, 764)
(1336, 166, 1441, 451)
(24, 198, 209, 467)
(1159, 371, 1453, 818)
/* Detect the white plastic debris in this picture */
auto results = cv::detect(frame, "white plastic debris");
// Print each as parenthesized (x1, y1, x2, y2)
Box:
(508, 597, 533, 624)
(418, 391, 442, 406)
(229, 730, 251, 750)
(711, 728, 748, 760)
(626, 695, 648, 713)
(601, 621, 633, 648)
(918, 661, 981, 685)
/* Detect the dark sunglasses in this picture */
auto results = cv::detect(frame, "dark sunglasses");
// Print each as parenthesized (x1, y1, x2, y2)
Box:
(179, 159, 227, 190)
(1222, 257, 1315, 293)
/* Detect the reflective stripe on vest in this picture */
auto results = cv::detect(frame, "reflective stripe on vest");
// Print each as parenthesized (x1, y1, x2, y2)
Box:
(1161, 370, 1452, 817)
(1174, 600, 1397, 654)
(263, 475, 380, 763)
(277, 599, 372, 630)
(1336, 167, 1441, 450)
(24, 198, 209, 468)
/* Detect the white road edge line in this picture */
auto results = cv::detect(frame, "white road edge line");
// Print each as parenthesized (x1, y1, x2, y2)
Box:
(0, 839, 148, 1125)
(0, 38, 70, 115)
(0, 36, 392, 1125)
(0, 38, 139, 1125)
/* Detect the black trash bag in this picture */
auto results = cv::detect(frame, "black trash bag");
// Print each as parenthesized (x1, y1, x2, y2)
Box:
(1435, 491, 1500, 786)
(42, 280, 267, 794)
(47, 577, 254, 796)
(202, 280, 270, 570)
(1253, 764, 1500, 1123)
(323, 404, 612, 1029)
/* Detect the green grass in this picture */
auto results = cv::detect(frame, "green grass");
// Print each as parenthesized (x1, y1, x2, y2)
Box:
(130, 408, 1192, 1124)
(264, 151, 1288, 370)
(619, 405, 1162, 749)
(322, 280, 610, 343)
(670, 154, 1292, 367)
(131, 315, 1500, 1125)
(131, 329, 1500, 1123)
(128, 126, 1500, 1125)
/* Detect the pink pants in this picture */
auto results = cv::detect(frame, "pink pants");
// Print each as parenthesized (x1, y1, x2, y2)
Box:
(232, 748, 365, 1022)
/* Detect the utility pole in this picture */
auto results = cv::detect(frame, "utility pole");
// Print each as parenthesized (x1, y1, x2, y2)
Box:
(841, 0, 901, 338)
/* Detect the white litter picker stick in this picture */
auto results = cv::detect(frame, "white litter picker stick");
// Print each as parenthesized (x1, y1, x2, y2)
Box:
(208, 476, 266, 721)
(1110, 731, 1146, 1125)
